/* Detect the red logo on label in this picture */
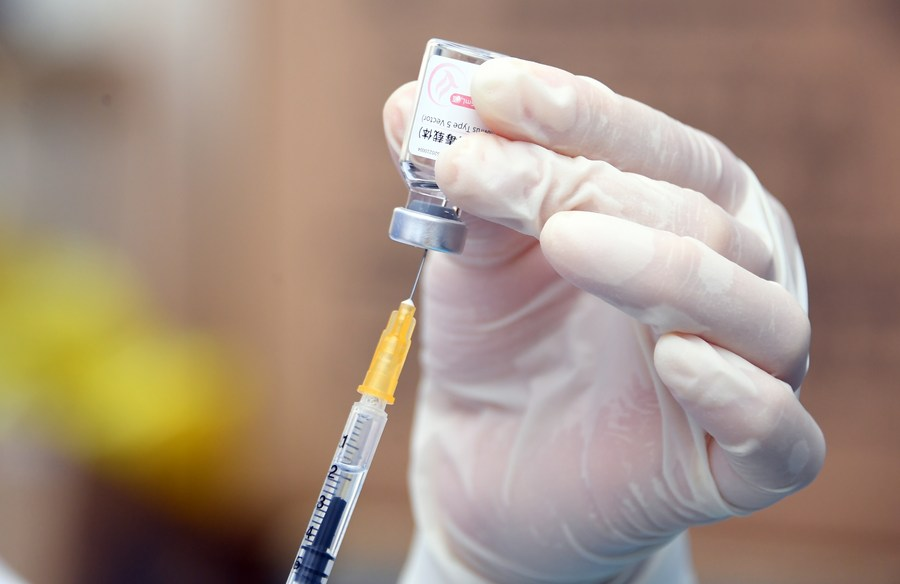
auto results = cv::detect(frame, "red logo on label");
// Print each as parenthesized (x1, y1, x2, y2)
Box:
(450, 93, 474, 109)
(428, 63, 472, 108)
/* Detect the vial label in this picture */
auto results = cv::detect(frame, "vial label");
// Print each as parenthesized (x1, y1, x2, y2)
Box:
(407, 55, 491, 161)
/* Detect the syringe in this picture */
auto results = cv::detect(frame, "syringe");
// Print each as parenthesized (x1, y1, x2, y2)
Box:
(285, 253, 426, 584)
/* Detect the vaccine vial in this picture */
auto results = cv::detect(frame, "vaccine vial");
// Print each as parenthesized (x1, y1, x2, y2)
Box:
(389, 39, 505, 253)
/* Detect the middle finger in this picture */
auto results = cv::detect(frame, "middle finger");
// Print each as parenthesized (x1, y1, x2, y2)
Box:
(436, 133, 773, 278)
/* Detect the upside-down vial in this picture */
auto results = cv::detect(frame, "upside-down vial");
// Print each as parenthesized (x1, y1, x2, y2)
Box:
(389, 39, 505, 254)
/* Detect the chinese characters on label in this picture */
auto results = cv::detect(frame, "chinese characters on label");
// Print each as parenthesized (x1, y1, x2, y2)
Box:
(418, 127, 459, 146)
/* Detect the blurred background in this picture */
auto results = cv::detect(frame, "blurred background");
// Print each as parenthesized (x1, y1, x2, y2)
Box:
(0, 0, 898, 582)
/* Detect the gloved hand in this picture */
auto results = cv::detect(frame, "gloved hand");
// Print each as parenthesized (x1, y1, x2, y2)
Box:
(383, 57, 825, 584)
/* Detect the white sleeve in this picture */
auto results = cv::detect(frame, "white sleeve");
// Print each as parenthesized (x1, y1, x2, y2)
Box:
(0, 559, 27, 584)
(399, 531, 697, 584)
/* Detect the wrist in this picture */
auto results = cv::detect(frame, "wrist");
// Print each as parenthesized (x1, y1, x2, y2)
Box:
(400, 531, 697, 584)
(610, 533, 696, 584)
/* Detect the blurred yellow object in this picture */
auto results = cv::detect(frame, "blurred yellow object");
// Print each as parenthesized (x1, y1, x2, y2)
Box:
(0, 229, 250, 519)
(64, 329, 246, 516)
(0, 239, 146, 387)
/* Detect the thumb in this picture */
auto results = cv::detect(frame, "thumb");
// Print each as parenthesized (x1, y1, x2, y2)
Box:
(383, 82, 416, 157)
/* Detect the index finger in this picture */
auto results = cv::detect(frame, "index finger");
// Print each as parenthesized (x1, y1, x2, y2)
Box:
(472, 58, 749, 212)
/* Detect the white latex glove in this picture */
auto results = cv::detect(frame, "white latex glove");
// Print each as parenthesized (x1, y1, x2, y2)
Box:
(383, 57, 825, 584)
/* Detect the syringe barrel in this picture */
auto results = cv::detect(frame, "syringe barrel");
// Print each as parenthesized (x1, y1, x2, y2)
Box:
(336, 396, 388, 471)
(287, 396, 388, 584)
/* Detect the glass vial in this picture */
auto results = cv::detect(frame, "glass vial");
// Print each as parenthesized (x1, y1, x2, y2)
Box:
(389, 39, 504, 253)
